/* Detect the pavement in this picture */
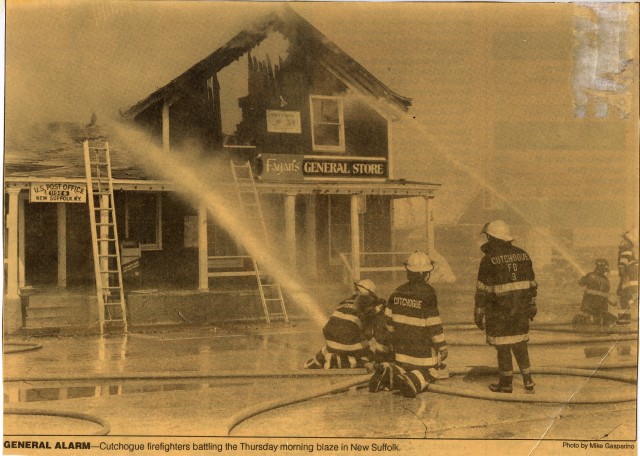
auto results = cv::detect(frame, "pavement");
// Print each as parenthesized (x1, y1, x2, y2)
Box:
(2, 318, 637, 442)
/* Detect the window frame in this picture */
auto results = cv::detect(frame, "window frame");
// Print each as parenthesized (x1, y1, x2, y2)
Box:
(124, 191, 163, 251)
(309, 95, 346, 153)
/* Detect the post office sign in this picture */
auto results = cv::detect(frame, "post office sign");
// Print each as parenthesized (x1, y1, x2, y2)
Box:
(30, 183, 87, 203)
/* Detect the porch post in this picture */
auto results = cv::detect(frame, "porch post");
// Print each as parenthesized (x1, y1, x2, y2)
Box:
(162, 99, 170, 153)
(6, 188, 21, 299)
(305, 195, 317, 278)
(198, 203, 209, 292)
(57, 203, 67, 288)
(424, 196, 435, 254)
(5, 187, 22, 334)
(284, 193, 296, 270)
(350, 194, 361, 281)
(18, 194, 26, 288)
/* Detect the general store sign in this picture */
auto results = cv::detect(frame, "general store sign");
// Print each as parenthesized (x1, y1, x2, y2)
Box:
(30, 183, 87, 203)
(256, 154, 387, 181)
(302, 157, 387, 179)
(266, 110, 302, 133)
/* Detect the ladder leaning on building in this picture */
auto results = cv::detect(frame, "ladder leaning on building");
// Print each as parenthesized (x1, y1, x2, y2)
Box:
(83, 140, 128, 334)
(230, 160, 289, 324)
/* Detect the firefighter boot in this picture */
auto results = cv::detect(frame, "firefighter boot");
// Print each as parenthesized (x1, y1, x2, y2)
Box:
(489, 376, 513, 393)
(396, 374, 418, 398)
(368, 362, 392, 393)
(523, 373, 535, 394)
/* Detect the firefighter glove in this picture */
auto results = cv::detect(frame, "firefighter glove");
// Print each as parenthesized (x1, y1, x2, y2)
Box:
(474, 307, 485, 330)
(439, 348, 449, 362)
(528, 298, 537, 321)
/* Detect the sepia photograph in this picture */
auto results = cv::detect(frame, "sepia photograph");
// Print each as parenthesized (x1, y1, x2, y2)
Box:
(2, 1, 639, 455)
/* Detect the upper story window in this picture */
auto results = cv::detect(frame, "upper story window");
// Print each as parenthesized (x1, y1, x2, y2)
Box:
(310, 96, 345, 152)
(125, 192, 162, 251)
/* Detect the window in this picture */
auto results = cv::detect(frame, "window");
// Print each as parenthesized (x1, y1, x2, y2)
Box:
(125, 192, 162, 250)
(310, 96, 345, 152)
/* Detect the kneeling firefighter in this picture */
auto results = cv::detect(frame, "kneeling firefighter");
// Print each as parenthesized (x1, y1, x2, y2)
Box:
(474, 220, 537, 394)
(304, 279, 381, 369)
(369, 251, 448, 398)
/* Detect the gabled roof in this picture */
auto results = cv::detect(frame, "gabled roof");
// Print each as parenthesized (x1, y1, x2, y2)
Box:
(122, 5, 411, 120)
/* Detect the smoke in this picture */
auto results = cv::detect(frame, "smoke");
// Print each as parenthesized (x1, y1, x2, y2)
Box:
(4, 1, 272, 140)
(108, 121, 328, 327)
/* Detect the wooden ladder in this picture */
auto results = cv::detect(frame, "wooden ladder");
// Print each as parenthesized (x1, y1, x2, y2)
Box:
(230, 160, 289, 324)
(83, 140, 128, 334)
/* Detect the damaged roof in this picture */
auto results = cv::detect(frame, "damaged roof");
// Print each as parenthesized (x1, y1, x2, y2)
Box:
(3, 121, 439, 196)
(3, 122, 151, 181)
(122, 5, 411, 120)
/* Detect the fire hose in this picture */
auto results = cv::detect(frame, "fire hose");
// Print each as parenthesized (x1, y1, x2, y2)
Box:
(4, 408, 111, 435)
(3, 342, 43, 354)
(225, 365, 637, 435)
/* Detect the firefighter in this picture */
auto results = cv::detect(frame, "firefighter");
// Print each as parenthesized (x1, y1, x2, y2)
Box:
(304, 279, 380, 369)
(616, 230, 638, 325)
(369, 251, 448, 398)
(474, 220, 537, 394)
(573, 259, 611, 326)
(363, 295, 394, 365)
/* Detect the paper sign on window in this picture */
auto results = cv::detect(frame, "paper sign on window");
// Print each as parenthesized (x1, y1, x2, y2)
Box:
(266, 110, 302, 133)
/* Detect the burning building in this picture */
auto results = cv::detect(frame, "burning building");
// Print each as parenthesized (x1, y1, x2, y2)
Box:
(3, 6, 439, 333)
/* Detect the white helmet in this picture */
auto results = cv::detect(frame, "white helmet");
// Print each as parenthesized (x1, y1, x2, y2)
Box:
(482, 220, 513, 242)
(355, 279, 376, 295)
(404, 251, 434, 273)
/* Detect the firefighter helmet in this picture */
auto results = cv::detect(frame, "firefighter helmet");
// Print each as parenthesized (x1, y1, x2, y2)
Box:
(355, 279, 376, 296)
(481, 220, 513, 242)
(404, 251, 434, 273)
(595, 258, 609, 272)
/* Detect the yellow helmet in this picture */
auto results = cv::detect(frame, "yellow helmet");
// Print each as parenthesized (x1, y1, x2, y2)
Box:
(404, 251, 434, 273)
(355, 279, 376, 295)
(481, 220, 513, 242)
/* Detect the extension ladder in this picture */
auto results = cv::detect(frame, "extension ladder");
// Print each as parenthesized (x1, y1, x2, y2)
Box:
(83, 140, 128, 334)
(230, 161, 289, 324)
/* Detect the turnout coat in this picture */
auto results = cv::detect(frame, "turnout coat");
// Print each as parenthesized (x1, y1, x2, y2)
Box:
(617, 240, 639, 306)
(322, 297, 370, 358)
(578, 271, 610, 315)
(475, 240, 537, 346)
(385, 280, 447, 369)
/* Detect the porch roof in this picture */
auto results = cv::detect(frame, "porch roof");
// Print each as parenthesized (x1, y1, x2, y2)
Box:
(5, 175, 438, 197)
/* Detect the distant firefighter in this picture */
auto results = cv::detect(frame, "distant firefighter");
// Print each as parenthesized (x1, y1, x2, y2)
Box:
(369, 251, 449, 398)
(616, 230, 638, 325)
(474, 220, 537, 394)
(573, 259, 612, 326)
(304, 279, 383, 369)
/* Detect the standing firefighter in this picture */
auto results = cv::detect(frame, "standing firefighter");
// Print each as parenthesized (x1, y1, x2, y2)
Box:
(304, 279, 380, 369)
(616, 230, 638, 325)
(574, 259, 611, 326)
(474, 220, 537, 393)
(369, 251, 448, 398)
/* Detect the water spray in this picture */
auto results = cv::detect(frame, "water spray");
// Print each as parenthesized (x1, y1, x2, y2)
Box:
(356, 92, 590, 276)
(109, 123, 328, 327)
